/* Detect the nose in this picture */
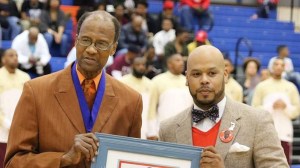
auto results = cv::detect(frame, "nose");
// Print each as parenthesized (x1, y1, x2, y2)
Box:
(200, 74, 209, 85)
(85, 44, 98, 55)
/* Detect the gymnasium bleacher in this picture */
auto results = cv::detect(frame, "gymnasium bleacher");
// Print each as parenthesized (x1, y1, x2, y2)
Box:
(3, 0, 299, 73)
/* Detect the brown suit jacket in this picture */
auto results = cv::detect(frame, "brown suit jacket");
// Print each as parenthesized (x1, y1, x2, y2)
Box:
(159, 98, 289, 168)
(4, 65, 143, 168)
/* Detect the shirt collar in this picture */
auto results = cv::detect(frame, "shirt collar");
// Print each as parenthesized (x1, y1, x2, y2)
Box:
(2, 66, 16, 75)
(76, 64, 102, 90)
(193, 96, 227, 123)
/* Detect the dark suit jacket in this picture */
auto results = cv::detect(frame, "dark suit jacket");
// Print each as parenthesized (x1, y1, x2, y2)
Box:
(118, 23, 148, 51)
(4, 64, 143, 168)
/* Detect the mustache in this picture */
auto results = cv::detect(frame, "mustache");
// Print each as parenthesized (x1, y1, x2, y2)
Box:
(196, 87, 213, 92)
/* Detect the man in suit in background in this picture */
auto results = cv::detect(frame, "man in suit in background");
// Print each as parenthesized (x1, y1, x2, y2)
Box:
(159, 45, 288, 167)
(5, 11, 142, 168)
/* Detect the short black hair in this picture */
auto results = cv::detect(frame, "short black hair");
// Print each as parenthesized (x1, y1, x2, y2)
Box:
(133, 56, 146, 64)
(45, 0, 61, 11)
(77, 11, 121, 43)
(175, 27, 189, 36)
(277, 45, 287, 54)
(94, 2, 107, 11)
(135, 0, 148, 8)
(223, 56, 233, 65)
(77, 12, 92, 34)
(162, 18, 173, 24)
(76, 6, 93, 22)
(166, 53, 182, 62)
(114, 3, 125, 9)
(147, 43, 154, 50)
(127, 44, 141, 54)
(222, 52, 232, 63)
(0, 48, 5, 67)
(243, 57, 261, 73)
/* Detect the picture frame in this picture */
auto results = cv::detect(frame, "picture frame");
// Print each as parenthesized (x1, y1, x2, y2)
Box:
(91, 133, 202, 168)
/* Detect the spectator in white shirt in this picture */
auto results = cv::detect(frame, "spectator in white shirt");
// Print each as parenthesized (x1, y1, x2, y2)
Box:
(268, 45, 300, 91)
(12, 27, 51, 76)
(152, 18, 175, 58)
(268, 45, 293, 75)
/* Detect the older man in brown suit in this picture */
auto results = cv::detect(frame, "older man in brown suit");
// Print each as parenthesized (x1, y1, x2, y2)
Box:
(159, 45, 288, 168)
(4, 11, 142, 168)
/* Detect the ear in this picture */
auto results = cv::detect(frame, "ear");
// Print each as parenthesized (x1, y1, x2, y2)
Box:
(224, 68, 229, 84)
(1, 58, 5, 65)
(109, 42, 118, 56)
(75, 34, 78, 45)
(185, 73, 189, 86)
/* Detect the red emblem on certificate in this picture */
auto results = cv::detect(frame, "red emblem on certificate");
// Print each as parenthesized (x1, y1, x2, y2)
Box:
(219, 122, 235, 143)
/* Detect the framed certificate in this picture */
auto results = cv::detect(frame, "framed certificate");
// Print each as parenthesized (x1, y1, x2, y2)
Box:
(91, 133, 202, 168)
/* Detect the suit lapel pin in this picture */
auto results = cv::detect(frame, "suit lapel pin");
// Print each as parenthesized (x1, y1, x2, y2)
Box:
(219, 122, 235, 143)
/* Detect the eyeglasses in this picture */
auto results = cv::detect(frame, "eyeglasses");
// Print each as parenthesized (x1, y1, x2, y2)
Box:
(77, 37, 113, 51)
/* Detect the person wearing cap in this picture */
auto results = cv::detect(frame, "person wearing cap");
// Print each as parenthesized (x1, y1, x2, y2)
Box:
(107, 45, 141, 80)
(187, 30, 210, 53)
(157, 0, 180, 31)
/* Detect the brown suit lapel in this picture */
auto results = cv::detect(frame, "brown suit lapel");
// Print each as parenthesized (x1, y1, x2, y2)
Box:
(92, 75, 119, 132)
(215, 98, 241, 160)
(54, 65, 86, 134)
(54, 65, 120, 134)
(175, 106, 193, 145)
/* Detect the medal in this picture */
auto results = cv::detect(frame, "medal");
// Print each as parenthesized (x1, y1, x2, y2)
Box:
(219, 122, 235, 143)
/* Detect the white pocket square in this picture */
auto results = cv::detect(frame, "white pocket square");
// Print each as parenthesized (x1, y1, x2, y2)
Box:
(229, 142, 250, 153)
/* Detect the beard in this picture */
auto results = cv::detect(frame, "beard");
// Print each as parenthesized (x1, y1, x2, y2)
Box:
(8, 62, 19, 70)
(189, 83, 225, 109)
(132, 68, 145, 78)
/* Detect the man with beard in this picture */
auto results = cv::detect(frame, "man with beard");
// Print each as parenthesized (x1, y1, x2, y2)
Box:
(0, 49, 30, 166)
(149, 53, 193, 140)
(121, 57, 153, 140)
(159, 45, 288, 167)
(107, 45, 141, 79)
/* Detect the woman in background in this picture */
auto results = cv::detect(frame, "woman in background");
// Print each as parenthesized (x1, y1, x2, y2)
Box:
(240, 57, 261, 104)
(39, 0, 68, 56)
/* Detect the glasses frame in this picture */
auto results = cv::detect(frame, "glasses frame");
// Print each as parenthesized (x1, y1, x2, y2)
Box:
(76, 36, 114, 51)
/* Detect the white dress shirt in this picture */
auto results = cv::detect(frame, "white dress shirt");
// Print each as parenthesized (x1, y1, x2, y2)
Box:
(153, 29, 176, 55)
(193, 97, 227, 132)
(12, 30, 51, 69)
